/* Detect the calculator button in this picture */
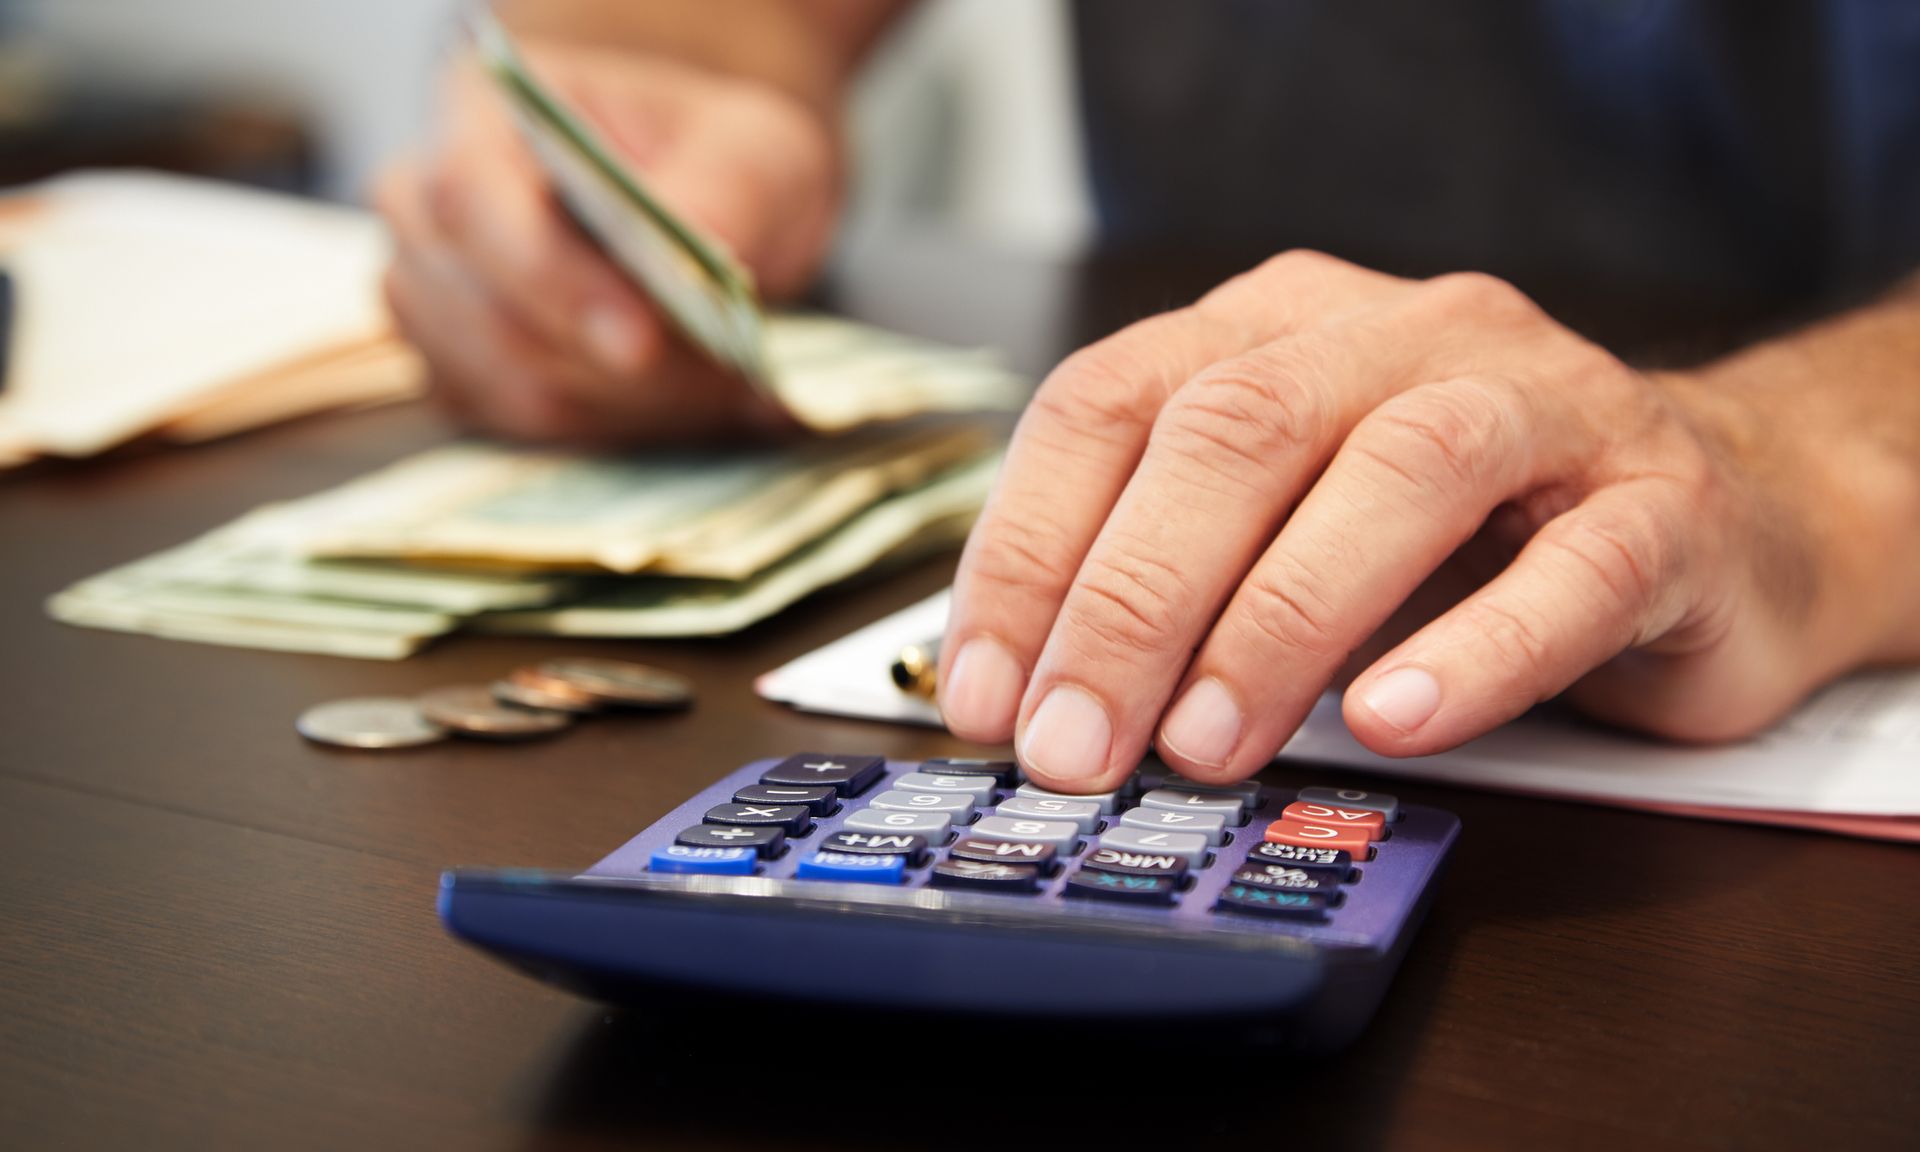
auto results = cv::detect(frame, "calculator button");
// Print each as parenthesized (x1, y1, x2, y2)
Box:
(759, 754, 886, 796)
(1082, 845, 1188, 878)
(1215, 884, 1332, 920)
(821, 830, 931, 865)
(930, 859, 1042, 892)
(1064, 868, 1178, 903)
(1098, 826, 1210, 868)
(971, 815, 1081, 856)
(867, 789, 976, 821)
(994, 795, 1103, 833)
(1138, 769, 1263, 803)
(844, 808, 954, 840)
(950, 837, 1058, 871)
(1015, 782, 1120, 814)
(703, 803, 812, 835)
(676, 824, 786, 857)
(1137, 788, 1246, 823)
(895, 772, 998, 803)
(1118, 806, 1228, 845)
(1280, 800, 1386, 839)
(1264, 819, 1373, 856)
(648, 844, 757, 875)
(733, 784, 838, 816)
(1232, 864, 1344, 895)
(1246, 841, 1353, 873)
(921, 758, 1018, 785)
(796, 851, 905, 884)
(1296, 785, 1399, 820)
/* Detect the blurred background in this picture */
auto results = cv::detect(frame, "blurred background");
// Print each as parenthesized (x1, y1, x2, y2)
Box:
(0, 0, 1093, 256)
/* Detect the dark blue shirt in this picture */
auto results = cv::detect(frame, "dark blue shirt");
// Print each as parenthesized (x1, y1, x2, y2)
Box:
(1074, 1, 1920, 317)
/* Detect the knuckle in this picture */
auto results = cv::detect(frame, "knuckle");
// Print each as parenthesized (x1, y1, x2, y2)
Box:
(1464, 596, 1556, 683)
(1206, 248, 1353, 311)
(961, 512, 1078, 601)
(1552, 506, 1673, 617)
(1030, 338, 1167, 438)
(1232, 552, 1347, 663)
(1423, 270, 1539, 325)
(1355, 380, 1514, 492)
(1068, 541, 1197, 659)
(1159, 347, 1332, 474)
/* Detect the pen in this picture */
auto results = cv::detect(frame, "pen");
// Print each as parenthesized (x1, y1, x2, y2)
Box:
(890, 637, 941, 699)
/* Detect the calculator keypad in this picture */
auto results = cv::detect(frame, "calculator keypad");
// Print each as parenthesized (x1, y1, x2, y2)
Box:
(648, 754, 1409, 937)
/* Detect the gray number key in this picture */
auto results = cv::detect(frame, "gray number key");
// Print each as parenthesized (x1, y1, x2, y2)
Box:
(1015, 782, 1120, 814)
(1098, 825, 1210, 868)
(995, 795, 1102, 833)
(1119, 806, 1228, 845)
(1138, 788, 1246, 823)
(867, 789, 976, 821)
(971, 815, 1081, 856)
(843, 808, 954, 840)
(895, 772, 999, 804)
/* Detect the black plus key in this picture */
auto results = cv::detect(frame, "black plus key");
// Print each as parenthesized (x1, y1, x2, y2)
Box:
(677, 824, 785, 857)
(1215, 883, 1332, 920)
(950, 837, 1057, 872)
(930, 859, 1040, 893)
(920, 758, 1018, 786)
(1246, 841, 1354, 876)
(1081, 844, 1188, 879)
(1063, 868, 1178, 903)
(1231, 865, 1345, 897)
(703, 803, 811, 835)
(820, 830, 930, 865)
(759, 753, 886, 796)
(733, 784, 838, 816)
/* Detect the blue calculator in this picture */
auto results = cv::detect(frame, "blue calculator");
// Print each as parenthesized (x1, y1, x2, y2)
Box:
(440, 753, 1458, 1049)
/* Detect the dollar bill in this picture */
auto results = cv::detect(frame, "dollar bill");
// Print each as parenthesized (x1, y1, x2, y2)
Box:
(472, 13, 1027, 432)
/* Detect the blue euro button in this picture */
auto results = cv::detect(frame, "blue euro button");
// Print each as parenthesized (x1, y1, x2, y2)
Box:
(649, 844, 757, 875)
(795, 850, 905, 884)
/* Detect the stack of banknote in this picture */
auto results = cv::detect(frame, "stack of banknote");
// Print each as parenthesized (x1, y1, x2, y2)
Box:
(50, 426, 1005, 659)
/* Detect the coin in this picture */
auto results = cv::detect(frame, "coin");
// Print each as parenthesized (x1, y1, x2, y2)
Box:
(535, 658, 694, 709)
(492, 669, 601, 715)
(297, 697, 448, 749)
(417, 685, 574, 739)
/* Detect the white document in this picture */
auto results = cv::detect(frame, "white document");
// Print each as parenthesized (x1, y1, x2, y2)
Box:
(758, 589, 1920, 840)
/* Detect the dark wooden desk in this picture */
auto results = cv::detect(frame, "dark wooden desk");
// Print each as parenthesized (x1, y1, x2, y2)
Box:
(2, 241, 1915, 1152)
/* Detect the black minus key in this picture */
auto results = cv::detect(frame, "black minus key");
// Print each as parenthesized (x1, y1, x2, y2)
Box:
(950, 837, 1057, 871)
(930, 859, 1040, 892)
(676, 824, 786, 857)
(1064, 868, 1178, 903)
(820, 830, 930, 865)
(920, 758, 1018, 786)
(1215, 883, 1331, 920)
(733, 784, 838, 816)
(759, 754, 886, 796)
(703, 803, 811, 835)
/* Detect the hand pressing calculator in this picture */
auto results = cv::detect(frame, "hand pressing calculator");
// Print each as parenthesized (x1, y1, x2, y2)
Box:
(440, 754, 1458, 1049)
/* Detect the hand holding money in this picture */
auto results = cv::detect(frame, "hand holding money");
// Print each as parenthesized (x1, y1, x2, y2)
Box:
(376, 35, 840, 445)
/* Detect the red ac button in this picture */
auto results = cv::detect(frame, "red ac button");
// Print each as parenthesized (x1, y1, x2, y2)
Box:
(1280, 801, 1386, 840)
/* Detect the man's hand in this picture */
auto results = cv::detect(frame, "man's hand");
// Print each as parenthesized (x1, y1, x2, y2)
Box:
(940, 251, 1908, 792)
(375, 42, 840, 446)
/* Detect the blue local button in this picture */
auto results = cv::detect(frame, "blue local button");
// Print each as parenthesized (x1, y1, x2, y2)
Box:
(650, 844, 757, 875)
(795, 850, 905, 884)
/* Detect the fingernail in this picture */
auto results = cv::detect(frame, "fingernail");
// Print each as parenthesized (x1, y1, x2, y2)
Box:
(1160, 677, 1243, 768)
(1020, 684, 1112, 784)
(582, 307, 643, 375)
(941, 637, 1024, 738)
(1361, 666, 1441, 732)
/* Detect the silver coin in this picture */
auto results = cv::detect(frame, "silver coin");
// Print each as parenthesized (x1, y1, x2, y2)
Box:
(491, 675, 599, 715)
(536, 658, 695, 709)
(417, 685, 574, 739)
(297, 696, 448, 749)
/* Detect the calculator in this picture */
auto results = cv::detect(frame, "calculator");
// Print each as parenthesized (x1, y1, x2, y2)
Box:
(440, 754, 1458, 1049)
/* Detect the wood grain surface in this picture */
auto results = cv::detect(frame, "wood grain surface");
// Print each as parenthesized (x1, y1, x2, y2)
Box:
(2, 238, 1914, 1151)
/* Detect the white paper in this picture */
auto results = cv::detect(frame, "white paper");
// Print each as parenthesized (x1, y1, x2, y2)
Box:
(759, 588, 1920, 818)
